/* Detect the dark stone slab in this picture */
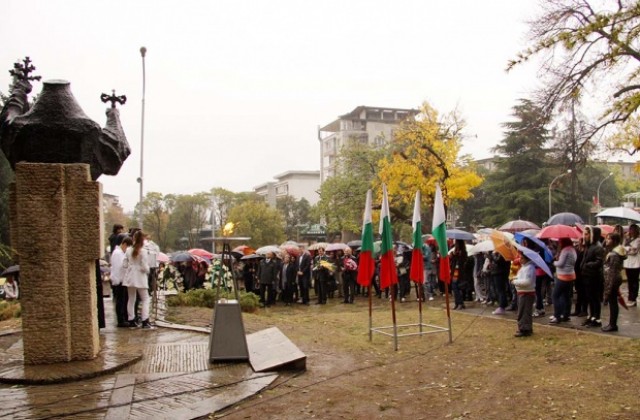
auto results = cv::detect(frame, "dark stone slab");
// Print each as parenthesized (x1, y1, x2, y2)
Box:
(209, 301, 250, 362)
(246, 327, 306, 372)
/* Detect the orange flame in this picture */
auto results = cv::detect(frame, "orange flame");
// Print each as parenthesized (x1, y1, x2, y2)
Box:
(223, 222, 235, 236)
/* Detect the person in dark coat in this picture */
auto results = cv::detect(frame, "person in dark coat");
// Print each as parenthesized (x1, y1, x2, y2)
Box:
(257, 251, 279, 307)
(602, 232, 625, 332)
(281, 254, 298, 305)
(296, 246, 312, 304)
(490, 251, 512, 315)
(450, 240, 472, 309)
(242, 259, 258, 294)
(313, 247, 332, 304)
(342, 247, 358, 303)
(580, 226, 605, 328)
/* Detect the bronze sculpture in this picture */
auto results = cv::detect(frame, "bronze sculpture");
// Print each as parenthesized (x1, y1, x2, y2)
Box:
(0, 57, 130, 180)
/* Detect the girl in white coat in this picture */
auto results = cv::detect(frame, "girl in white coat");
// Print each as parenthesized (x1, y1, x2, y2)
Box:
(123, 230, 152, 328)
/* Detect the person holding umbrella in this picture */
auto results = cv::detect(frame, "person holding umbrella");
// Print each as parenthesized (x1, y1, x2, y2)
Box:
(549, 238, 577, 324)
(602, 232, 626, 332)
(512, 249, 536, 337)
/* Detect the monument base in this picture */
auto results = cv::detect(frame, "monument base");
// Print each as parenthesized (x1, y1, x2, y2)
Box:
(208, 300, 249, 362)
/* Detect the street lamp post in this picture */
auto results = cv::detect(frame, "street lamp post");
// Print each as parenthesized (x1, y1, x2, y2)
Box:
(548, 169, 572, 219)
(138, 46, 147, 229)
(597, 172, 614, 212)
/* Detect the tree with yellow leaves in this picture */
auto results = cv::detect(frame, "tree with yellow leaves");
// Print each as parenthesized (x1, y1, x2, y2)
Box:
(377, 102, 482, 223)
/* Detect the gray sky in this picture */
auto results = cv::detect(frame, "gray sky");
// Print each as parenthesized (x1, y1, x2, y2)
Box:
(2, 0, 543, 211)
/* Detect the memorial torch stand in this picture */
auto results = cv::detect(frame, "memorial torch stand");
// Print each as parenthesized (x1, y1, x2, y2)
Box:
(209, 237, 251, 363)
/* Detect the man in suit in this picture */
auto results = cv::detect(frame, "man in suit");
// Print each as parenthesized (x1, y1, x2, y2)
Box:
(297, 245, 312, 305)
(257, 251, 279, 307)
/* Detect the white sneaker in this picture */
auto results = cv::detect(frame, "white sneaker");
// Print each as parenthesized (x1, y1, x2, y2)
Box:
(429, 296, 434, 301)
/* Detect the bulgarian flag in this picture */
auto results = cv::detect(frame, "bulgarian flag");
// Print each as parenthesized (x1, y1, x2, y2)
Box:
(357, 189, 375, 287)
(378, 184, 398, 289)
(432, 184, 451, 284)
(409, 191, 424, 283)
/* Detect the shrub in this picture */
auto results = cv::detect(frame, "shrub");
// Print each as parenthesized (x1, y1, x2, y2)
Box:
(0, 300, 21, 321)
(166, 289, 259, 313)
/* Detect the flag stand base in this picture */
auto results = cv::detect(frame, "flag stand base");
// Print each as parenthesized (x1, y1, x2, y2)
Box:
(370, 322, 449, 339)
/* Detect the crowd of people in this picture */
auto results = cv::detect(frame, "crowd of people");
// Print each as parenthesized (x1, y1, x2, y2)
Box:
(102, 222, 640, 338)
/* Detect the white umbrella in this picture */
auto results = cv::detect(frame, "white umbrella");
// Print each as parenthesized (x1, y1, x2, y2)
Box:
(469, 240, 494, 255)
(326, 243, 348, 252)
(596, 206, 640, 223)
(255, 245, 282, 256)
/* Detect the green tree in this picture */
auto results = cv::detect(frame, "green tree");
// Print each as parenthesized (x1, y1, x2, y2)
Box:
(227, 201, 285, 247)
(0, 89, 14, 268)
(170, 193, 211, 249)
(480, 99, 553, 227)
(210, 187, 261, 236)
(0, 152, 13, 268)
(141, 192, 176, 251)
(277, 196, 312, 240)
(316, 141, 384, 236)
(509, 0, 640, 144)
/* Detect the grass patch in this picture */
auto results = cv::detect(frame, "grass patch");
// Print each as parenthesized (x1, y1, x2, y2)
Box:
(165, 289, 260, 313)
(0, 300, 21, 321)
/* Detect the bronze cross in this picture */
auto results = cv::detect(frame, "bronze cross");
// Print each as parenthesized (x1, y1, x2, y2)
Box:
(9, 56, 41, 82)
(100, 89, 127, 108)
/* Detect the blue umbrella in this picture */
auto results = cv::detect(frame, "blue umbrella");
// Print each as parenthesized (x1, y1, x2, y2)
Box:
(446, 229, 475, 241)
(514, 232, 554, 263)
(514, 243, 553, 279)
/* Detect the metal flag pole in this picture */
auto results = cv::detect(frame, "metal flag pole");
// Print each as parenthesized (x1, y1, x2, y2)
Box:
(444, 280, 453, 343)
(368, 284, 373, 342)
(390, 284, 398, 351)
(138, 46, 147, 229)
(418, 282, 424, 335)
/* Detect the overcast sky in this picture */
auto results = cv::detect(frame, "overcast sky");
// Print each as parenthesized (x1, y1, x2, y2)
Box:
(2, 0, 546, 211)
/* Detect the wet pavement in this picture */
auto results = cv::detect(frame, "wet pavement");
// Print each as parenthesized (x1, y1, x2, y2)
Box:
(0, 294, 276, 419)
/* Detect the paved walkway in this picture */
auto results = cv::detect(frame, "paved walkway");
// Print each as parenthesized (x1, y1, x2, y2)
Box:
(0, 294, 276, 419)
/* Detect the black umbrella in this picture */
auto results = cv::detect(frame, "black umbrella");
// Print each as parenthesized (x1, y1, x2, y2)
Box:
(169, 252, 195, 263)
(546, 212, 584, 226)
(240, 254, 264, 260)
(0, 265, 19, 276)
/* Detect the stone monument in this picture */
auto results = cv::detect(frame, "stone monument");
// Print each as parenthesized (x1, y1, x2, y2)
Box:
(1, 57, 130, 364)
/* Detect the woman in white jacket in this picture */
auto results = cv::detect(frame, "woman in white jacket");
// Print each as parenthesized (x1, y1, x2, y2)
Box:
(122, 230, 152, 328)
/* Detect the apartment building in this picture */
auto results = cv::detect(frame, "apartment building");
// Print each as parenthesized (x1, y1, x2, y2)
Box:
(318, 106, 419, 183)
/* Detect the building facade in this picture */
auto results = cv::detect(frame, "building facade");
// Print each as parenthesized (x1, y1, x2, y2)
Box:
(318, 106, 419, 183)
(253, 170, 321, 207)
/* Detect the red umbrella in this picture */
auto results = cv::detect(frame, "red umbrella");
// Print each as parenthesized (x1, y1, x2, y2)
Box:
(597, 225, 615, 235)
(618, 290, 629, 310)
(232, 245, 255, 256)
(188, 248, 214, 259)
(280, 244, 301, 257)
(498, 220, 540, 233)
(537, 224, 581, 239)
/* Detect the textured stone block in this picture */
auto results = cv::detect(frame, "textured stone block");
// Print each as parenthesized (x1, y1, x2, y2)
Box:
(12, 163, 101, 364)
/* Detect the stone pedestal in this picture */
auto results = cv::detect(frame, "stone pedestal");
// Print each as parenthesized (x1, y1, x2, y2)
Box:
(10, 162, 102, 364)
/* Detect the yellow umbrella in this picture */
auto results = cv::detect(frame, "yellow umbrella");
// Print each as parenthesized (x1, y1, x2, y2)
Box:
(490, 230, 519, 261)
